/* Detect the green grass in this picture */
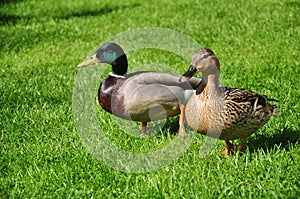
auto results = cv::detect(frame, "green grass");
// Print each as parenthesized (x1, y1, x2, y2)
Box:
(1, 0, 299, 198)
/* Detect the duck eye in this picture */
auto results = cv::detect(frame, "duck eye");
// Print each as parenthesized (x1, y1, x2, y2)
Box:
(190, 64, 197, 72)
(90, 56, 93, 60)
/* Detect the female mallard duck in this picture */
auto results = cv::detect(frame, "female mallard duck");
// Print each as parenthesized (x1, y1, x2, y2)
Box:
(180, 48, 280, 154)
(77, 42, 202, 135)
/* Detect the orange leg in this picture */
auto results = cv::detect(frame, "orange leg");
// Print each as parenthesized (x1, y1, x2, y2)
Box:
(142, 122, 147, 135)
(236, 138, 245, 154)
(238, 141, 243, 152)
(177, 105, 185, 139)
(221, 140, 234, 155)
(232, 139, 245, 161)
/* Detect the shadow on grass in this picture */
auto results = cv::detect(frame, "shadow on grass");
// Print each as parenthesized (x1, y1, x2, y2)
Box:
(246, 126, 300, 153)
(0, 13, 22, 24)
(0, 0, 24, 24)
(0, 3, 140, 25)
(161, 120, 299, 155)
(59, 4, 140, 20)
(0, 0, 23, 5)
(161, 118, 180, 135)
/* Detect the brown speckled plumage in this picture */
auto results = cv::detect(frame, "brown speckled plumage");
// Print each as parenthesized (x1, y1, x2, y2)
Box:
(182, 48, 280, 154)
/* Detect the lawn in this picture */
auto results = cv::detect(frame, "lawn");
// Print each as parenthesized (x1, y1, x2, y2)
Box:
(1, 0, 299, 198)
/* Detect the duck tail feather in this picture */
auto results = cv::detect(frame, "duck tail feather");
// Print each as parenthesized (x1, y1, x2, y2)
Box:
(267, 97, 279, 102)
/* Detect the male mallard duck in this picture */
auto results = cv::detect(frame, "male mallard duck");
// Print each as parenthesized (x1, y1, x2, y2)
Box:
(180, 48, 280, 154)
(77, 43, 202, 135)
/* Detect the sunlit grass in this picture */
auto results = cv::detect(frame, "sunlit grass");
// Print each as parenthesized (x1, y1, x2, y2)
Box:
(1, 0, 299, 197)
